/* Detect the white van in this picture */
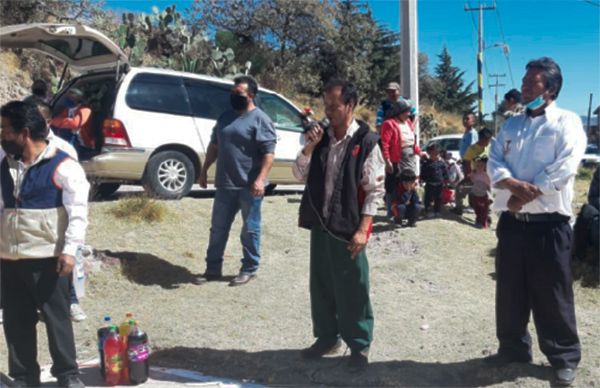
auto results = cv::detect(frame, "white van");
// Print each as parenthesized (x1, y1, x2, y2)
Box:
(0, 24, 307, 199)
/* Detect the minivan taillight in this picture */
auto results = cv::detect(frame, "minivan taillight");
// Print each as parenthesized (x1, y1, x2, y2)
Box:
(102, 118, 131, 147)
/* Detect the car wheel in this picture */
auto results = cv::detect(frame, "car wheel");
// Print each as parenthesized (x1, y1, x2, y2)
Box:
(90, 183, 121, 200)
(265, 183, 277, 196)
(142, 151, 195, 199)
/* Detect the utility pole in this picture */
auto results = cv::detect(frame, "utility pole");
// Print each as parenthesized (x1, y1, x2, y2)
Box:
(401, 0, 419, 142)
(489, 73, 506, 133)
(465, 1, 496, 128)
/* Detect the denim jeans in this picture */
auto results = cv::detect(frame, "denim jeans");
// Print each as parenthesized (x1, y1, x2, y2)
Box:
(205, 188, 263, 275)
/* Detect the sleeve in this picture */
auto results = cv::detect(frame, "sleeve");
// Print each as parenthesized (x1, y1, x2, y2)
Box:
(487, 129, 514, 184)
(292, 150, 311, 183)
(360, 144, 386, 215)
(54, 158, 90, 257)
(380, 120, 393, 160)
(463, 145, 475, 162)
(255, 114, 277, 154)
(533, 114, 587, 194)
(50, 107, 91, 130)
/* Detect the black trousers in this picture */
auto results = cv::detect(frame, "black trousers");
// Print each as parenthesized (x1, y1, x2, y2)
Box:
(495, 213, 581, 369)
(424, 183, 443, 212)
(1, 258, 78, 382)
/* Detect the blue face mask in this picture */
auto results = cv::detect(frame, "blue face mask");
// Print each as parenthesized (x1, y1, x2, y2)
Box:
(525, 94, 545, 111)
(64, 98, 77, 108)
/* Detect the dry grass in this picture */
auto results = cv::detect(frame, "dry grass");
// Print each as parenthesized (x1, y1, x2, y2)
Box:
(108, 195, 169, 223)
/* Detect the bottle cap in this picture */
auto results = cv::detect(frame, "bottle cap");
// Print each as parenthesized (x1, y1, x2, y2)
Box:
(126, 312, 133, 317)
(104, 315, 111, 322)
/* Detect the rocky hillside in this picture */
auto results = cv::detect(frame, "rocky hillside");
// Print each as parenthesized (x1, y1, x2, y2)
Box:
(0, 51, 31, 105)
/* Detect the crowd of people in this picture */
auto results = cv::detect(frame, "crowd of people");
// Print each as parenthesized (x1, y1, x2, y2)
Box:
(0, 56, 590, 387)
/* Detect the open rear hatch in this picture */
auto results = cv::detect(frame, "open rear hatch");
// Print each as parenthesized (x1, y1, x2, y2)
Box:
(0, 23, 128, 72)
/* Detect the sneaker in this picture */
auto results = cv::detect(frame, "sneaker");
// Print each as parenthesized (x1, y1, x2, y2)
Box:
(57, 374, 85, 388)
(554, 368, 576, 386)
(70, 304, 87, 322)
(348, 349, 369, 370)
(301, 339, 342, 360)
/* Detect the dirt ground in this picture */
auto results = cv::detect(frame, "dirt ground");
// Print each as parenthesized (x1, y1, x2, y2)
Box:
(1, 183, 598, 387)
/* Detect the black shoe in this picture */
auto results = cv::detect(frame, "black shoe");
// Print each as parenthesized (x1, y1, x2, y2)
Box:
(9, 377, 41, 387)
(407, 220, 417, 227)
(229, 272, 257, 287)
(300, 339, 342, 360)
(192, 273, 222, 285)
(450, 207, 463, 215)
(483, 352, 532, 367)
(57, 375, 85, 388)
(554, 368, 576, 386)
(348, 349, 369, 370)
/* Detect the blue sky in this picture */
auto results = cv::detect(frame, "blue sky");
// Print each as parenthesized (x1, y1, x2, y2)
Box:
(103, 0, 600, 115)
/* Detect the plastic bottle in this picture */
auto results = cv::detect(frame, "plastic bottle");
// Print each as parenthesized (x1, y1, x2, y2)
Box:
(96, 316, 112, 378)
(119, 312, 134, 342)
(103, 325, 122, 386)
(127, 321, 150, 385)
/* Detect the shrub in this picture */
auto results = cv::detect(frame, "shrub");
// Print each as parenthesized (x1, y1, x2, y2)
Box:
(109, 195, 168, 223)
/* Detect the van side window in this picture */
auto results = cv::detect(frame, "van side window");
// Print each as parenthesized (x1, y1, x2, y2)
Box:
(126, 73, 191, 116)
(256, 92, 303, 132)
(184, 79, 230, 120)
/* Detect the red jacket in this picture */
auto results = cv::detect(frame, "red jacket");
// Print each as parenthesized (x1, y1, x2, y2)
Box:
(380, 118, 418, 163)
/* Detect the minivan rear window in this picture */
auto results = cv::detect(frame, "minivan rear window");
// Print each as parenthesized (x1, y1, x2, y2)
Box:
(126, 73, 191, 116)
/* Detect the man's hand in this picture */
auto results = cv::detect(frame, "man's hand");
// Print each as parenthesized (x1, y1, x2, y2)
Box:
(251, 177, 265, 197)
(348, 229, 369, 259)
(507, 195, 525, 212)
(302, 124, 324, 156)
(57, 254, 75, 276)
(385, 159, 394, 174)
(504, 178, 541, 203)
(197, 169, 208, 188)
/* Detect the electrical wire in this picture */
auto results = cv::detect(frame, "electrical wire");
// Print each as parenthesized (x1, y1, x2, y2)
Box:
(493, 1, 516, 87)
(466, 1, 495, 108)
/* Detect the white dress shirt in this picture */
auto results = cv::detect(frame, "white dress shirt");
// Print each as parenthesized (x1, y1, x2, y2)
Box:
(488, 102, 586, 216)
(0, 143, 89, 257)
(293, 119, 385, 217)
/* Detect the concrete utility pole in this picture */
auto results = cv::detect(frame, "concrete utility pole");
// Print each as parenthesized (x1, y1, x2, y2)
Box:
(401, 0, 419, 141)
(465, 1, 496, 128)
(489, 73, 506, 133)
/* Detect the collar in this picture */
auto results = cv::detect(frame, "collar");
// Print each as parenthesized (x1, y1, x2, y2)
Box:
(7, 141, 55, 167)
(328, 119, 359, 142)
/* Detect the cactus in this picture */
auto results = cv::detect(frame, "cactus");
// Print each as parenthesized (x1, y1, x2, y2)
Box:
(115, 4, 241, 77)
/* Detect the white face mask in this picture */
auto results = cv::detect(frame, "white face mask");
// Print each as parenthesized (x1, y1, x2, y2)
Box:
(525, 94, 545, 111)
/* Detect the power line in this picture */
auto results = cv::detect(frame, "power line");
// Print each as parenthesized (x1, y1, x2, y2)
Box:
(493, 2, 515, 87)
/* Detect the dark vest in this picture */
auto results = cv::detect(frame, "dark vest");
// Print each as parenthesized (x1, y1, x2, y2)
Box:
(1, 149, 69, 209)
(298, 120, 379, 239)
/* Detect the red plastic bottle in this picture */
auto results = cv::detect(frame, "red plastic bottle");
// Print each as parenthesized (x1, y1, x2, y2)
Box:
(103, 325, 123, 386)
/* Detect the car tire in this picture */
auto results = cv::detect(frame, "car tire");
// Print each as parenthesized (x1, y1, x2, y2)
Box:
(142, 151, 195, 200)
(265, 183, 277, 196)
(90, 183, 121, 200)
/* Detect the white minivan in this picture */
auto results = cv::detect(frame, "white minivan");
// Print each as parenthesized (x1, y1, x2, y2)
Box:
(0, 23, 307, 199)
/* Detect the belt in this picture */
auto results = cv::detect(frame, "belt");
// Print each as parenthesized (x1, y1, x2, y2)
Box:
(506, 212, 569, 223)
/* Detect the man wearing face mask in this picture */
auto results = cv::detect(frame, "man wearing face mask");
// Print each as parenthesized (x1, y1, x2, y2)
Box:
(487, 58, 586, 386)
(196, 75, 276, 286)
(0, 101, 89, 388)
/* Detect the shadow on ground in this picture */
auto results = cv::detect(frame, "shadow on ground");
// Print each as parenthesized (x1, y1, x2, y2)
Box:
(150, 347, 554, 387)
(105, 251, 200, 289)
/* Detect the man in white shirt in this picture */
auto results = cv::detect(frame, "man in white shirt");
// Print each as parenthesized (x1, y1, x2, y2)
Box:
(0, 101, 89, 388)
(487, 57, 585, 386)
(293, 79, 385, 370)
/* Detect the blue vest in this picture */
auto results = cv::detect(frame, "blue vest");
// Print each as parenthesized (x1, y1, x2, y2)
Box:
(1, 149, 69, 210)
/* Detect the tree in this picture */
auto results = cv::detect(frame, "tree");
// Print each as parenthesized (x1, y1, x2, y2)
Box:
(431, 46, 476, 113)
